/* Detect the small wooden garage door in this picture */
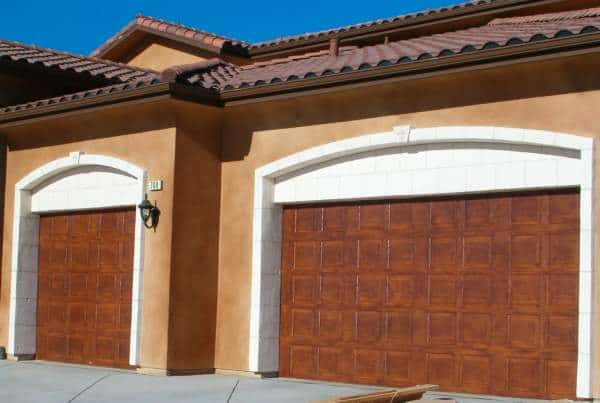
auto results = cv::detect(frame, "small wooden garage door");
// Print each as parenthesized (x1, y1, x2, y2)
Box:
(280, 189, 579, 399)
(36, 209, 135, 368)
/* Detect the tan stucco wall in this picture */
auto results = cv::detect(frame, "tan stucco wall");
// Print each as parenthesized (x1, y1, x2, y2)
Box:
(126, 40, 211, 71)
(0, 101, 178, 371)
(215, 52, 600, 398)
(167, 102, 223, 370)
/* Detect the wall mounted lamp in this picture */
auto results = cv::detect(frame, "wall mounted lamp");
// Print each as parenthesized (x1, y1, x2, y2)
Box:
(138, 194, 160, 230)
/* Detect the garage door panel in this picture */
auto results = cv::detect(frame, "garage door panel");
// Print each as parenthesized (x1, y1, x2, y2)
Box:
(36, 209, 134, 368)
(280, 190, 579, 398)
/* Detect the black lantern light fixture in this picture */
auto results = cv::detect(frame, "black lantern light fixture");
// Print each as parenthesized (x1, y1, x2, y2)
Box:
(138, 194, 160, 230)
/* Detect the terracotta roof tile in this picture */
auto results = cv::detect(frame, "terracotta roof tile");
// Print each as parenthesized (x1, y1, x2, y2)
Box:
(0, 39, 158, 84)
(91, 15, 249, 57)
(217, 8, 600, 90)
(5, 6, 600, 114)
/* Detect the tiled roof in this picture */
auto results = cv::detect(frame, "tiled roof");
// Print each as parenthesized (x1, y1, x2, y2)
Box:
(0, 80, 162, 113)
(217, 7, 600, 90)
(3, 6, 600, 115)
(249, 0, 503, 49)
(91, 15, 250, 57)
(0, 39, 158, 83)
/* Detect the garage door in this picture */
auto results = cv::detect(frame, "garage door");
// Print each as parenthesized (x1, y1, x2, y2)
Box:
(36, 209, 135, 368)
(279, 189, 579, 399)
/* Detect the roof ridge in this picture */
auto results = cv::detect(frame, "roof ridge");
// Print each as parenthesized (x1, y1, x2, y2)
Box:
(91, 14, 249, 57)
(489, 6, 600, 25)
(134, 14, 249, 46)
(248, 0, 501, 49)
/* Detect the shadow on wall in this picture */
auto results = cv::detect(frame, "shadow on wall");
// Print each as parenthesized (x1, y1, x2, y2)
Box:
(221, 53, 600, 162)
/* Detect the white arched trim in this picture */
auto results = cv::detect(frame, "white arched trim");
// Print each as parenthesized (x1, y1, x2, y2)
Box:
(8, 152, 146, 366)
(250, 126, 595, 398)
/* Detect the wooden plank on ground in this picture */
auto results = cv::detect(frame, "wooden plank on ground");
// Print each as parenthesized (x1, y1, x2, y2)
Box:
(312, 384, 438, 403)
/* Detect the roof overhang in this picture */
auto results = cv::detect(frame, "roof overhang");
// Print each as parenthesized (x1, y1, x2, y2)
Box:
(2, 30, 600, 126)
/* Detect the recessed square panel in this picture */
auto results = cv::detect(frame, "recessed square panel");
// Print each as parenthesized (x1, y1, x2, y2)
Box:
(356, 311, 381, 342)
(355, 349, 380, 382)
(359, 204, 386, 230)
(430, 200, 457, 229)
(358, 240, 386, 270)
(511, 236, 541, 269)
(461, 313, 491, 345)
(465, 199, 491, 227)
(358, 275, 385, 305)
(508, 358, 540, 394)
(318, 310, 342, 339)
(322, 241, 345, 268)
(545, 316, 577, 348)
(429, 275, 457, 305)
(427, 353, 456, 387)
(384, 352, 411, 382)
(291, 309, 315, 337)
(463, 237, 492, 269)
(549, 193, 579, 224)
(293, 241, 319, 270)
(547, 360, 577, 396)
(292, 275, 317, 305)
(549, 233, 579, 270)
(509, 315, 540, 349)
(387, 275, 415, 306)
(290, 345, 316, 377)
(461, 355, 490, 390)
(430, 237, 458, 271)
(386, 312, 411, 344)
(511, 196, 541, 224)
(511, 275, 542, 307)
(429, 313, 456, 345)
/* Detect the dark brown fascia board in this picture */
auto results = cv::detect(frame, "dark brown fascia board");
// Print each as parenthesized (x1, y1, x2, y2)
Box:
(99, 25, 248, 60)
(247, 0, 572, 57)
(222, 30, 600, 104)
(0, 83, 221, 127)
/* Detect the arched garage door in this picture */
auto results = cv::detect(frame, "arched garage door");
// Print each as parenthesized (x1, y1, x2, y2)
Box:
(279, 189, 579, 399)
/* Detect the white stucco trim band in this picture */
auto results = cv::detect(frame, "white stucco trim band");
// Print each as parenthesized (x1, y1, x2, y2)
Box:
(250, 126, 595, 398)
(7, 152, 146, 366)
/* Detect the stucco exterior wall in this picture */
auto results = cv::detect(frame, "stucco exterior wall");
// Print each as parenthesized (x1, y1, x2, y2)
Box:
(0, 101, 178, 371)
(125, 40, 212, 71)
(215, 51, 600, 397)
(167, 102, 223, 371)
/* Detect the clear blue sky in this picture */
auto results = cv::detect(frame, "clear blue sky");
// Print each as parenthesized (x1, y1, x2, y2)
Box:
(2, 0, 461, 55)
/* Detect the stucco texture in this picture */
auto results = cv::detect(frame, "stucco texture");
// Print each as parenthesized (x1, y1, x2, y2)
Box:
(215, 51, 600, 395)
(0, 101, 178, 371)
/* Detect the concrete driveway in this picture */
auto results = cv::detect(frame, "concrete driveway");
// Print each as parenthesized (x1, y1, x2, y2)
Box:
(0, 360, 384, 403)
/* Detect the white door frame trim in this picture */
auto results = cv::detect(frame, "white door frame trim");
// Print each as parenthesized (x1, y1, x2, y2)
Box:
(7, 152, 146, 366)
(250, 126, 595, 398)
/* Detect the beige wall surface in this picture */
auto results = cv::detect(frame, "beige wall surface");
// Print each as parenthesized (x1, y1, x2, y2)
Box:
(125, 39, 211, 71)
(215, 51, 600, 395)
(0, 101, 178, 371)
(167, 102, 223, 370)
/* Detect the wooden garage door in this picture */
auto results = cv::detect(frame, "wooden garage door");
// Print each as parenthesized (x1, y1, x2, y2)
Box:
(280, 189, 579, 399)
(36, 209, 135, 368)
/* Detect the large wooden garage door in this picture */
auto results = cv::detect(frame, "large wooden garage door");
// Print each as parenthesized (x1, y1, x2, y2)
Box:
(280, 189, 579, 399)
(36, 209, 135, 368)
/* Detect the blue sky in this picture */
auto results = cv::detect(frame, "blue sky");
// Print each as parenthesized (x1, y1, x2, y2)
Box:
(2, 0, 461, 55)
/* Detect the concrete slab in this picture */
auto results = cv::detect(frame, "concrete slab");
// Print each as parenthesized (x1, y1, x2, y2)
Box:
(0, 361, 381, 403)
(0, 361, 535, 403)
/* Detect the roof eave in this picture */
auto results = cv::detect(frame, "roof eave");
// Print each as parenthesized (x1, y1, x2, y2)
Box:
(224, 30, 600, 102)
(0, 83, 221, 127)
(3, 31, 600, 125)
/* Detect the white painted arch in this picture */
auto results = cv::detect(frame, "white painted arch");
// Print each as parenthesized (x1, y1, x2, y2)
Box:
(251, 126, 595, 398)
(8, 152, 147, 366)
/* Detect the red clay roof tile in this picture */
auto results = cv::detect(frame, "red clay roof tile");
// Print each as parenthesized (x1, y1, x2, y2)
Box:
(0, 39, 158, 84)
